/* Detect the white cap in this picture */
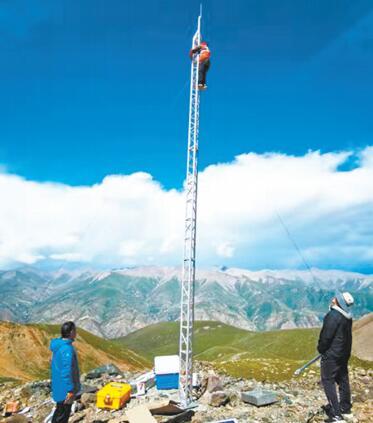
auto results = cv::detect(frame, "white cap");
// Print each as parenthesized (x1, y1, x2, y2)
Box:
(342, 292, 354, 307)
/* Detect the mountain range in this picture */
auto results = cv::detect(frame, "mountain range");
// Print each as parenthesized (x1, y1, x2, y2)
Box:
(0, 266, 372, 338)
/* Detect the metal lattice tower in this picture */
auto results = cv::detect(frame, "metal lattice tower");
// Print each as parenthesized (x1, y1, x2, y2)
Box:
(179, 10, 202, 408)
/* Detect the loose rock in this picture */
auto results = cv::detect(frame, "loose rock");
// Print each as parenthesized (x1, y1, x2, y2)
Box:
(0, 363, 372, 422)
(208, 391, 229, 407)
(81, 392, 97, 408)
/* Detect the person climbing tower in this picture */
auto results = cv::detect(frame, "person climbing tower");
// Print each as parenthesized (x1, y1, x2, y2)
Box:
(189, 41, 211, 90)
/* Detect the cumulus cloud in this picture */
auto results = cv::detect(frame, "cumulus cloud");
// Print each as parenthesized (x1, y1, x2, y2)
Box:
(1, 147, 373, 271)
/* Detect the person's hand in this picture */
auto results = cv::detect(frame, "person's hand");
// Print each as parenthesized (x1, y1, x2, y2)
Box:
(64, 392, 74, 404)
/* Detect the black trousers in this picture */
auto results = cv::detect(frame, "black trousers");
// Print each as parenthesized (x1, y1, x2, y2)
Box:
(52, 402, 72, 423)
(321, 357, 351, 417)
(198, 60, 210, 85)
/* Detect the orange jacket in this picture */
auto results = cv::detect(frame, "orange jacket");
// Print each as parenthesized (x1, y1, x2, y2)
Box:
(189, 45, 211, 62)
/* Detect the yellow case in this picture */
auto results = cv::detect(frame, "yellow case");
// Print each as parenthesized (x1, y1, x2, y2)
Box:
(96, 382, 132, 410)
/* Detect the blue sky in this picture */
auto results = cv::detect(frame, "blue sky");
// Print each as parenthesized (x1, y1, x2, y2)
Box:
(1, 0, 373, 188)
(1, 1, 373, 272)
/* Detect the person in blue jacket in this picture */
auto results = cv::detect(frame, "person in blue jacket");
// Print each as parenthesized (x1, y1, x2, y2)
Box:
(50, 321, 81, 423)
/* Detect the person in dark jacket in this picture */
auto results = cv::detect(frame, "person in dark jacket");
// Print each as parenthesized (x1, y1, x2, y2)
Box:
(189, 41, 211, 90)
(317, 292, 354, 422)
(50, 321, 81, 423)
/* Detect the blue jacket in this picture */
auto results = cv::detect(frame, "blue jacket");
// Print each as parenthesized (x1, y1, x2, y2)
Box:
(50, 338, 81, 402)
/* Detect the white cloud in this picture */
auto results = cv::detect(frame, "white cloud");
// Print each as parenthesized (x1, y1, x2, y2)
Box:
(1, 147, 373, 271)
(216, 242, 235, 258)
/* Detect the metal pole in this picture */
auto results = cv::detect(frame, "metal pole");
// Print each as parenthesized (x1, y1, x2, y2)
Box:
(294, 354, 321, 376)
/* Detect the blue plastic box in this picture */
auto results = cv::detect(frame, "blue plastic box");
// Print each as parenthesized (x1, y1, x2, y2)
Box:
(155, 373, 179, 390)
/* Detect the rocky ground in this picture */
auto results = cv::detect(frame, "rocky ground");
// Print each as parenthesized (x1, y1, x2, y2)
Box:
(0, 362, 372, 423)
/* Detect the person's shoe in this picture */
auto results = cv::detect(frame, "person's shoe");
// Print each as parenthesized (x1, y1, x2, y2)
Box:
(340, 407, 353, 421)
(324, 416, 345, 422)
(322, 404, 332, 417)
(341, 412, 353, 422)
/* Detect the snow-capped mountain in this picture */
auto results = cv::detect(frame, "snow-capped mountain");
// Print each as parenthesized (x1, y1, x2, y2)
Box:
(0, 266, 371, 338)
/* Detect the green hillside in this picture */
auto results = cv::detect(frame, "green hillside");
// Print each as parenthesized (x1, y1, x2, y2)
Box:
(115, 321, 319, 360)
(1, 320, 371, 383)
(35, 323, 151, 370)
(0, 321, 150, 382)
(115, 321, 249, 359)
(115, 321, 371, 381)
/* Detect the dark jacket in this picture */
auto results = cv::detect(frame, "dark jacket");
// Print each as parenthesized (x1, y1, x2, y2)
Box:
(50, 338, 81, 402)
(317, 307, 352, 361)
